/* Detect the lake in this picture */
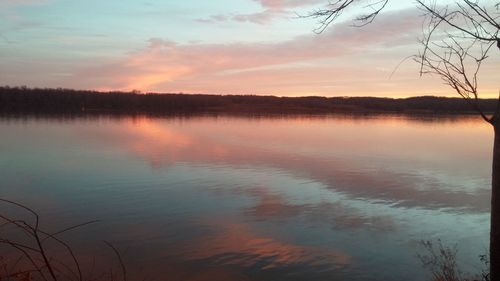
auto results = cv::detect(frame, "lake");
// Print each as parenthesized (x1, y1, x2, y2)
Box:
(0, 114, 493, 281)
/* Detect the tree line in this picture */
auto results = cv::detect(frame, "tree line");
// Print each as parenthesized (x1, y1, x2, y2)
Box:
(0, 86, 497, 116)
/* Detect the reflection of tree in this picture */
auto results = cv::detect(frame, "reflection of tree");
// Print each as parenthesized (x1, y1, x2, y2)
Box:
(307, 1, 499, 279)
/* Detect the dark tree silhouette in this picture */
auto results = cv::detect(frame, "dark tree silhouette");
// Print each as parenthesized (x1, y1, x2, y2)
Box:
(308, 0, 499, 280)
(1, 86, 498, 115)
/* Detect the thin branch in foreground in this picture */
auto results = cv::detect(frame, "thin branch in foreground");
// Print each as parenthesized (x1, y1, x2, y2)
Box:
(104, 241, 127, 281)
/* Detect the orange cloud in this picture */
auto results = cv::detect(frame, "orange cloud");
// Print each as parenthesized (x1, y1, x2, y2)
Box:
(124, 67, 191, 91)
(71, 9, 431, 96)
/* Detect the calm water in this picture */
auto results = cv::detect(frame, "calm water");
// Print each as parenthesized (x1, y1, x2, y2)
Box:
(0, 114, 493, 281)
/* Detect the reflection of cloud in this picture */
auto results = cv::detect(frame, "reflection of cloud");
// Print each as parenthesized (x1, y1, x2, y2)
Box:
(179, 220, 351, 270)
(79, 117, 193, 168)
(125, 118, 192, 168)
(306, 202, 396, 231)
(245, 186, 303, 218)
(83, 116, 490, 213)
(242, 186, 396, 231)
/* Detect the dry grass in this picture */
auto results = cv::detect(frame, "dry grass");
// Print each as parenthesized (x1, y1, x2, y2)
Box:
(0, 198, 125, 281)
(419, 240, 489, 281)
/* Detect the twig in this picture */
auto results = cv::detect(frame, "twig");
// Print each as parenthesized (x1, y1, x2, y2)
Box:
(104, 241, 127, 281)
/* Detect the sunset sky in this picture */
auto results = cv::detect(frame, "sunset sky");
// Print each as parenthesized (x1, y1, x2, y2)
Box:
(0, 0, 498, 97)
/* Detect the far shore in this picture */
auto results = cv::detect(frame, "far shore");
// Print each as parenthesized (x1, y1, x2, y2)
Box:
(1, 86, 497, 116)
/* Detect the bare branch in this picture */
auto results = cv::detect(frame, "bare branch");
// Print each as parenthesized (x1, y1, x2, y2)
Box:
(415, 1, 499, 123)
(354, 0, 390, 27)
(416, 0, 499, 43)
(303, 0, 390, 33)
(47, 220, 100, 239)
(1, 199, 132, 281)
(104, 241, 127, 281)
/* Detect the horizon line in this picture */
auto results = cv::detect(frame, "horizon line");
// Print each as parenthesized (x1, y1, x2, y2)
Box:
(3, 85, 495, 100)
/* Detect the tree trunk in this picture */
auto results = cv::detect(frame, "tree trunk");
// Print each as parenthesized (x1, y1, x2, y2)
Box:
(491, 123, 500, 281)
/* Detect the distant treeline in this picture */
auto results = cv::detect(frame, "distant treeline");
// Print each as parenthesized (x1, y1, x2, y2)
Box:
(0, 86, 497, 116)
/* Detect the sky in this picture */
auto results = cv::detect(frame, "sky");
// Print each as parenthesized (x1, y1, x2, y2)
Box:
(0, 0, 498, 97)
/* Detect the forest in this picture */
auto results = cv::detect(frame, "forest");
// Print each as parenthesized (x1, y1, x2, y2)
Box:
(1, 86, 497, 116)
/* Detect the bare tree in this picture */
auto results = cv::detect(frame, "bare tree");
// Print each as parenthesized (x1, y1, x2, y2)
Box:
(307, 1, 499, 280)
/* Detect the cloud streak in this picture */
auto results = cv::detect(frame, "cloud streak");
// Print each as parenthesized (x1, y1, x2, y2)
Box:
(197, 9, 288, 25)
(70, 9, 423, 95)
(255, 0, 325, 9)
(0, 0, 50, 7)
(197, 0, 325, 25)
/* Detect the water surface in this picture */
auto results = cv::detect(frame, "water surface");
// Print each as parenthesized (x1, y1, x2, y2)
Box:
(0, 114, 493, 281)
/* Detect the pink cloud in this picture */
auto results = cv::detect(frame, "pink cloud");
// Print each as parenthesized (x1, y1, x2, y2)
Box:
(72, 9, 422, 94)
(232, 9, 289, 24)
(197, 9, 288, 25)
(231, 10, 279, 24)
(255, 0, 325, 9)
(196, 14, 229, 24)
